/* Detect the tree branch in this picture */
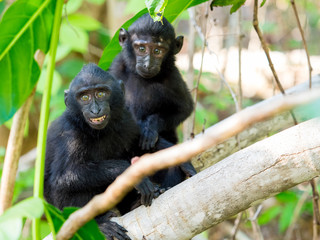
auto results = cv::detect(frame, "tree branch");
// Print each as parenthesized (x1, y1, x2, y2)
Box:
(56, 86, 320, 240)
(113, 117, 320, 239)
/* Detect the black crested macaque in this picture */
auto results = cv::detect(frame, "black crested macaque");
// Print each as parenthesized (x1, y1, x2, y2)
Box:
(110, 13, 197, 179)
(44, 63, 155, 240)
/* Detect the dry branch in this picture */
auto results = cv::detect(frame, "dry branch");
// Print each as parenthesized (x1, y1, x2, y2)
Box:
(56, 87, 320, 240)
(113, 118, 320, 239)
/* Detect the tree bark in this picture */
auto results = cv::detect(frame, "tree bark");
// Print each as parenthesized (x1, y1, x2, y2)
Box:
(112, 118, 320, 240)
(193, 76, 320, 171)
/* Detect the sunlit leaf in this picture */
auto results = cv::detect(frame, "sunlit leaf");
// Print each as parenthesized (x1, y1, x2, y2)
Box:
(210, 0, 246, 13)
(64, 0, 83, 15)
(0, 0, 55, 124)
(37, 69, 62, 95)
(0, 197, 44, 239)
(67, 14, 102, 31)
(145, 0, 168, 21)
(60, 23, 89, 53)
(44, 202, 105, 239)
(260, 0, 267, 7)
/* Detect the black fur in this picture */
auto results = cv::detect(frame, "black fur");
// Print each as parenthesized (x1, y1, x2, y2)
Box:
(44, 63, 155, 240)
(110, 13, 197, 180)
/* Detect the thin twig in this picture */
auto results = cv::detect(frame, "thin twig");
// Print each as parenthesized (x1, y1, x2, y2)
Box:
(284, 189, 309, 240)
(289, 2, 318, 237)
(253, 0, 297, 125)
(183, 7, 196, 141)
(310, 178, 320, 240)
(238, 8, 243, 110)
(290, 0, 313, 89)
(189, 13, 240, 113)
(191, 3, 209, 138)
(231, 212, 244, 240)
(248, 207, 264, 240)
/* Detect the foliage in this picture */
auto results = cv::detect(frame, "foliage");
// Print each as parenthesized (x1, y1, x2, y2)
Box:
(0, 198, 44, 240)
(44, 203, 105, 239)
(0, 0, 56, 124)
(210, 0, 246, 13)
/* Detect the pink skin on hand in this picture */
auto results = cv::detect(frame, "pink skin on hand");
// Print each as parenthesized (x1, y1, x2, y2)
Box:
(131, 156, 140, 164)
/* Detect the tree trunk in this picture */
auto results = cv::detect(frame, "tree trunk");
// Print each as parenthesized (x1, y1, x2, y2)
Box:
(112, 118, 320, 240)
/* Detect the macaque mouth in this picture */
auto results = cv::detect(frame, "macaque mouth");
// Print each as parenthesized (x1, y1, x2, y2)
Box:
(89, 115, 107, 124)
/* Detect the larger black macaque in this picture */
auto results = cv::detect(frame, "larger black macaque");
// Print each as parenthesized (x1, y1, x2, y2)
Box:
(110, 13, 197, 178)
(44, 63, 155, 240)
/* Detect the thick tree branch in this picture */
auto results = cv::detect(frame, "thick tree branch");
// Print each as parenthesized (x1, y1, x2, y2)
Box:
(193, 76, 320, 171)
(113, 118, 320, 239)
(56, 87, 320, 240)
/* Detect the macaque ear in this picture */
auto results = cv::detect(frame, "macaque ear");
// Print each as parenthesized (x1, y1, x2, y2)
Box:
(173, 36, 184, 55)
(119, 28, 129, 47)
(64, 89, 70, 107)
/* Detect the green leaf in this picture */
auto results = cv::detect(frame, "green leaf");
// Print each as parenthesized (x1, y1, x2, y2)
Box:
(44, 203, 105, 239)
(279, 202, 296, 232)
(56, 45, 72, 62)
(64, 0, 83, 15)
(67, 14, 102, 31)
(57, 58, 85, 79)
(37, 69, 62, 96)
(260, 0, 267, 7)
(210, 0, 246, 14)
(86, 0, 105, 4)
(60, 23, 89, 53)
(0, 0, 55, 124)
(276, 191, 298, 203)
(0, 197, 44, 221)
(0, 197, 44, 239)
(258, 205, 281, 225)
(0, 198, 44, 240)
(0, 218, 22, 240)
(145, 0, 168, 21)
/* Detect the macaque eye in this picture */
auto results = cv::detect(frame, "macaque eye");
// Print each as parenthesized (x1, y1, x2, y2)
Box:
(96, 91, 106, 98)
(139, 46, 146, 52)
(154, 48, 161, 55)
(81, 94, 90, 101)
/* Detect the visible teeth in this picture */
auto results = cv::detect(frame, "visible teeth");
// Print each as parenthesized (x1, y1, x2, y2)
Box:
(90, 115, 106, 123)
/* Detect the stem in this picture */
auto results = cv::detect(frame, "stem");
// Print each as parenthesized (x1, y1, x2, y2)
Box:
(32, 0, 64, 239)
(231, 212, 243, 240)
(253, 0, 297, 125)
(238, 9, 243, 110)
(191, 3, 209, 138)
(290, 0, 313, 89)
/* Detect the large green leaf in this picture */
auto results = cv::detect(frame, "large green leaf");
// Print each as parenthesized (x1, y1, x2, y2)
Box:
(44, 202, 105, 239)
(98, 0, 209, 70)
(0, 0, 56, 124)
(0, 197, 44, 240)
